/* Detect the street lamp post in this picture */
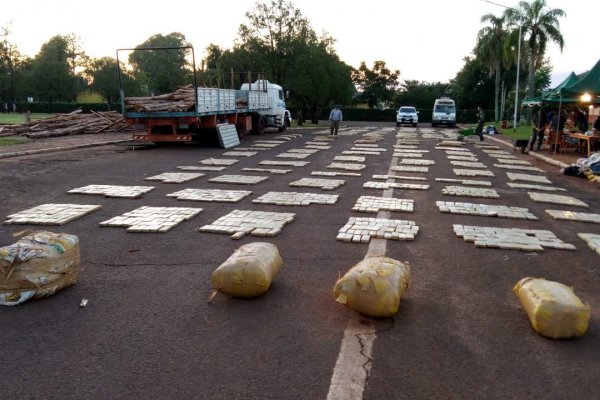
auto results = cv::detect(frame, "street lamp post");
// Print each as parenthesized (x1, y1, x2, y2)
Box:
(482, 0, 522, 130)
(514, 23, 521, 130)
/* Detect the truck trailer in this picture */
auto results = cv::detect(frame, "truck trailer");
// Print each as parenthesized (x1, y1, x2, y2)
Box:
(117, 47, 291, 144)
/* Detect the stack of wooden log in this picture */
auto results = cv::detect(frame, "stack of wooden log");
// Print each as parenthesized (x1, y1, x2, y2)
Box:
(0, 110, 131, 138)
(124, 85, 196, 112)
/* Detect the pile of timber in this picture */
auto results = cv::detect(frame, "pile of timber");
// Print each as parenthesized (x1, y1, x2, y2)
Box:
(124, 85, 195, 112)
(0, 110, 131, 138)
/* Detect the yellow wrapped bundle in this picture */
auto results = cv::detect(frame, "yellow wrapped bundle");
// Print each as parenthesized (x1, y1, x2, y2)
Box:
(333, 257, 411, 317)
(210, 242, 282, 298)
(513, 277, 591, 339)
(0, 231, 80, 306)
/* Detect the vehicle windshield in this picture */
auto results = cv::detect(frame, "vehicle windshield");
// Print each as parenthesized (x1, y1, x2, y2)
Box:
(399, 107, 416, 113)
(435, 105, 455, 113)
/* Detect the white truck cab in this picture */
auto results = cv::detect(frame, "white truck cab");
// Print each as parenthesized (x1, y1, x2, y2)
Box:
(239, 80, 291, 131)
(432, 97, 456, 128)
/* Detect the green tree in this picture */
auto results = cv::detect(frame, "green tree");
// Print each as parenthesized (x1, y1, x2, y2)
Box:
(475, 13, 510, 121)
(86, 57, 140, 108)
(0, 23, 29, 108)
(352, 61, 400, 109)
(395, 80, 449, 109)
(238, 0, 315, 83)
(505, 0, 565, 103)
(449, 56, 495, 111)
(210, 0, 354, 123)
(534, 58, 552, 96)
(62, 33, 89, 73)
(128, 33, 193, 95)
(285, 35, 354, 123)
(27, 35, 80, 103)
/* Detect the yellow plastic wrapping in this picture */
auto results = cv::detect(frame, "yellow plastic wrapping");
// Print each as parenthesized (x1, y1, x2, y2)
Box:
(513, 277, 591, 339)
(333, 257, 411, 317)
(211, 242, 282, 298)
(0, 231, 80, 306)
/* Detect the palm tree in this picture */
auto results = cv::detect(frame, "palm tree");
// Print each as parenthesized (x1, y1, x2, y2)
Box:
(504, 0, 565, 103)
(475, 13, 509, 121)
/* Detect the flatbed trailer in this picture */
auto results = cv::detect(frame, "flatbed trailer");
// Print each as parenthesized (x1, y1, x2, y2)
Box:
(117, 46, 290, 144)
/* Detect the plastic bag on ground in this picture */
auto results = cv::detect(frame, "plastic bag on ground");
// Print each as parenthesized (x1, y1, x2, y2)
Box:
(513, 277, 590, 339)
(333, 257, 411, 317)
(211, 242, 282, 298)
(0, 231, 80, 306)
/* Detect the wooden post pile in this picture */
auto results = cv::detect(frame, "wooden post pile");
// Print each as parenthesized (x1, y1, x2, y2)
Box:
(124, 85, 196, 112)
(0, 110, 131, 138)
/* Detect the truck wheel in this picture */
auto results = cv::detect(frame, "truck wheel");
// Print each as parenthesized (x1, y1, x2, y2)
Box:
(257, 116, 266, 134)
(278, 116, 289, 132)
(251, 115, 266, 135)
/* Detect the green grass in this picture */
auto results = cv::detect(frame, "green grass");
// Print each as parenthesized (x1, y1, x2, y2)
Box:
(497, 123, 532, 140)
(461, 121, 532, 140)
(0, 136, 29, 145)
(0, 113, 55, 124)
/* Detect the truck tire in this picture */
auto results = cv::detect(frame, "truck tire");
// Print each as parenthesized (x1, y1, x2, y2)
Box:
(278, 117, 288, 132)
(251, 115, 266, 135)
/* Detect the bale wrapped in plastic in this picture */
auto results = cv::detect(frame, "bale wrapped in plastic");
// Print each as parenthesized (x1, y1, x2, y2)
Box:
(0, 231, 80, 306)
(334, 257, 411, 317)
(513, 277, 590, 339)
(210, 242, 282, 298)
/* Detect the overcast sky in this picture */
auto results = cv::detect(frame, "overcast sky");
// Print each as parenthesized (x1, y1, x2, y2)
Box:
(3, 0, 598, 86)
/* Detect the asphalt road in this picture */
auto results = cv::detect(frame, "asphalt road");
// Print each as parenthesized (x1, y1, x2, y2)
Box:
(1, 122, 599, 400)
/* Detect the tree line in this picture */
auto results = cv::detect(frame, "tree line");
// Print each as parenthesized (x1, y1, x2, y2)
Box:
(0, 0, 563, 123)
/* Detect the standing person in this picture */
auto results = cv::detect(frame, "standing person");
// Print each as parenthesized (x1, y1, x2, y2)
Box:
(549, 109, 567, 152)
(475, 106, 485, 141)
(576, 109, 588, 133)
(529, 108, 545, 151)
(329, 105, 343, 135)
(546, 109, 555, 126)
(593, 115, 600, 135)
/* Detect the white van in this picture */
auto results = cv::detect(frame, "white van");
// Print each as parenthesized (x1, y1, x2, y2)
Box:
(432, 97, 456, 128)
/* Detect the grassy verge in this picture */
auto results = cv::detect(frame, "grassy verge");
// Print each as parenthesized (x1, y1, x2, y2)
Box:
(460, 121, 532, 140)
(0, 113, 55, 124)
(498, 124, 532, 140)
(0, 136, 29, 145)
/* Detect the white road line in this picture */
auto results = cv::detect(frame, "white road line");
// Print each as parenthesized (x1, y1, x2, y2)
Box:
(326, 318, 377, 400)
(327, 136, 402, 399)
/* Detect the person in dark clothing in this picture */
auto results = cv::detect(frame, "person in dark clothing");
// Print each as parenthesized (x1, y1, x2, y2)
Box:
(574, 109, 588, 133)
(592, 115, 600, 133)
(551, 110, 566, 133)
(549, 110, 567, 152)
(529, 109, 545, 151)
(475, 106, 485, 141)
(593, 116, 600, 151)
(546, 109, 555, 125)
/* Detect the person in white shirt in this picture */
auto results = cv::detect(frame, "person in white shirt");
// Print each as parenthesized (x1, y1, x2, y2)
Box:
(329, 105, 343, 135)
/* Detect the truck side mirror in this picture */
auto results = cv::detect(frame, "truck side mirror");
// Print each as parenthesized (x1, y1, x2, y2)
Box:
(285, 90, 290, 99)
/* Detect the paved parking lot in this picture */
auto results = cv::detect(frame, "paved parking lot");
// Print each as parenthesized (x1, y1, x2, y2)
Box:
(1, 123, 599, 399)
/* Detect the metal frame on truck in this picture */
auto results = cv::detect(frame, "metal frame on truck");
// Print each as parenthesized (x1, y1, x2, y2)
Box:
(116, 46, 289, 143)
